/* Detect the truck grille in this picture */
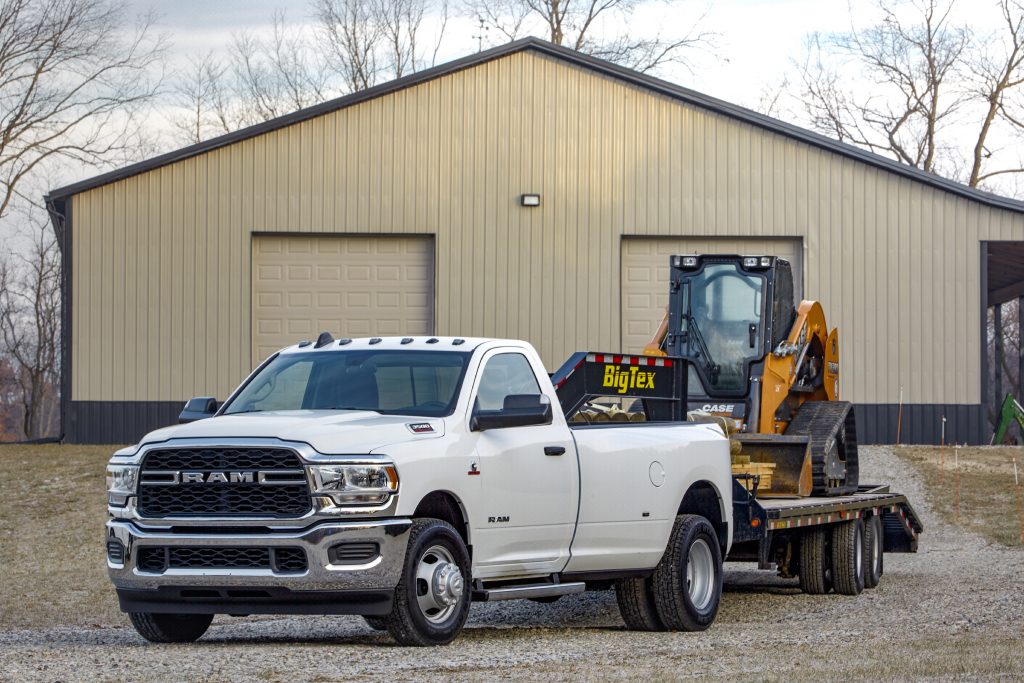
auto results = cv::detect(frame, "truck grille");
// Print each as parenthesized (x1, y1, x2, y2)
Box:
(137, 447, 311, 517)
(136, 546, 308, 574)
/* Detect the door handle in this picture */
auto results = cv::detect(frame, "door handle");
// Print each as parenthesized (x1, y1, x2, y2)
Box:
(544, 446, 566, 456)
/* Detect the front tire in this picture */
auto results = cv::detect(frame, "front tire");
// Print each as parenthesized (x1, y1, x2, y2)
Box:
(128, 612, 213, 643)
(650, 515, 723, 631)
(384, 519, 471, 646)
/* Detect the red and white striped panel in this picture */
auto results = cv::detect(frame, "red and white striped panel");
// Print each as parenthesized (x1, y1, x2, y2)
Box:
(586, 354, 673, 367)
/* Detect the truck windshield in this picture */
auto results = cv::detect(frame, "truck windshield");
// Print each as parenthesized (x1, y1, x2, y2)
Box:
(682, 263, 764, 392)
(223, 350, 471, 418)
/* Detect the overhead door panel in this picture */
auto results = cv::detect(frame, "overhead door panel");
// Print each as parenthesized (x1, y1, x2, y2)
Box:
(252, 235, 433, 364)
(621, 237, 803, 354)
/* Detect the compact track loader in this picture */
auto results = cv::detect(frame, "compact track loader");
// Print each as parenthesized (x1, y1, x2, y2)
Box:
(644, 254, 857, 496)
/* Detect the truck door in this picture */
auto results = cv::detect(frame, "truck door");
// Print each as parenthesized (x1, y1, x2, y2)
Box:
(468, 350, 579, 578)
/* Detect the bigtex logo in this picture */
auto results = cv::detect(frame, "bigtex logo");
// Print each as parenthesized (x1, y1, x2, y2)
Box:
(602, 365, 655, 394)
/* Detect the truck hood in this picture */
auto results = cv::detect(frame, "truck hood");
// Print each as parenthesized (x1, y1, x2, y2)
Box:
(138, 410, 445, 454)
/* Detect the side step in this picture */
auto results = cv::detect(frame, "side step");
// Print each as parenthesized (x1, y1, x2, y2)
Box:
(472, 582, 586, 602)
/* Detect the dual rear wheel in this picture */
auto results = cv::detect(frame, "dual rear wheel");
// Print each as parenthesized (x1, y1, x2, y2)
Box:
(615, 514, 723, 632)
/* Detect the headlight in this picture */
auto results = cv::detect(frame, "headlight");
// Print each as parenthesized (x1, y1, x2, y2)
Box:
(106, 464, 138, 507)
(310, 463, 399, 505)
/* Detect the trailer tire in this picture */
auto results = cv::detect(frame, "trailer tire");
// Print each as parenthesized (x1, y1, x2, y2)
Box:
(650, 515, 722, 631)
(798, 527, 831, 594)
(863, 515, 884, 589)
(615, 576, 665, 631)
(128, 612, 213, 643)
(383, 519, 471, 646)
(831, 519, 865, 595)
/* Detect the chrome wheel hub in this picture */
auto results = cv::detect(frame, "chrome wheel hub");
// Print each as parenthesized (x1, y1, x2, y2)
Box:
(415, 545, 463, 624)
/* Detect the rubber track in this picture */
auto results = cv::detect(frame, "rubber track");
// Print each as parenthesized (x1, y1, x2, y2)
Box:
(787, 401, 859, 495)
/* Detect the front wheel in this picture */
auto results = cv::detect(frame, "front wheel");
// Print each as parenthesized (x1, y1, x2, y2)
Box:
(383, 519, 471, 646)
(128, 612, 213, 643)
(650, 514, 723, 631)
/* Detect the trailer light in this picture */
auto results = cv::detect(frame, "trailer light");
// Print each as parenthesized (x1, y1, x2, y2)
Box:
(742, 257, 758, 267)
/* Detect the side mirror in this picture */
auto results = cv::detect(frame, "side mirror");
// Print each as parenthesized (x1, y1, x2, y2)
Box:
(471, 394, 553, 431)
(179, 397, 219, 424)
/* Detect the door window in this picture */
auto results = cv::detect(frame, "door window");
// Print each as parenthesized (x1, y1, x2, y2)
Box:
(475, 353, 541, 410)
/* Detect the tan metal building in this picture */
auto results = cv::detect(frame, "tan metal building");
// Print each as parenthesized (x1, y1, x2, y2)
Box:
(46, 38, 1024, 444)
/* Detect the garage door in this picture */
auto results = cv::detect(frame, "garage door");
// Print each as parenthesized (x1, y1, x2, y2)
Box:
(621, 237, 803, 354)
(252, 235, 433, 363)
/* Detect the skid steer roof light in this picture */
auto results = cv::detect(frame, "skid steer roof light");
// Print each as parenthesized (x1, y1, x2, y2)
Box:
(742, 257, 758, 267)
(760, 256, 771, 266)
(682, 256, 699, 267)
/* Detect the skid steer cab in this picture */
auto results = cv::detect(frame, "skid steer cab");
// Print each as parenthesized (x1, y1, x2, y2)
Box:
(645, 253, 857, 496)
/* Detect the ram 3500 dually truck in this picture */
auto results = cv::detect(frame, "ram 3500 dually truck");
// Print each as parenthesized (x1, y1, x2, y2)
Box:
(105, 336, 922, 646)
(105, 336, 733, 645)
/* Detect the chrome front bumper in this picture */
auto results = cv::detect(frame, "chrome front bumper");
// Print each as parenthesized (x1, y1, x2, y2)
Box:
(107, 517, 412, 593)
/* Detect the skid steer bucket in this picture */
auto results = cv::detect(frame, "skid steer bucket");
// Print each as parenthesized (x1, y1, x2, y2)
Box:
(732, 434, 813, 498)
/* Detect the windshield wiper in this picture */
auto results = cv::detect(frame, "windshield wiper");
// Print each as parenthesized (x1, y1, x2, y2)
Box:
(681, 285, 720, 384)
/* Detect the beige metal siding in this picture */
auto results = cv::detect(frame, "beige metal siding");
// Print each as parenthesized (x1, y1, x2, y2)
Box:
(70, 49, 1024, 404)
(251, 235, 433, 364)
(620, 237, 803, 355)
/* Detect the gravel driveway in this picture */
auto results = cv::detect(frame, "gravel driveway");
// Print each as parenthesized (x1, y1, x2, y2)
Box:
(2, 446, 1022, 682)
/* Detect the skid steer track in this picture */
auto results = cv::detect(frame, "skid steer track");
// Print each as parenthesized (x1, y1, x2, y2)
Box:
(787, 401, 859, 496)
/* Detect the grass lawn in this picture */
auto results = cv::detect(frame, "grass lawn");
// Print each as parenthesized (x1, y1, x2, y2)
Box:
(0, 444, 124, 630)
(896, 445, 1024, 547)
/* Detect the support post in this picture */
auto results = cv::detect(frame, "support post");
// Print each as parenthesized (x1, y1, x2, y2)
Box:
(995, 304, 1004, 411)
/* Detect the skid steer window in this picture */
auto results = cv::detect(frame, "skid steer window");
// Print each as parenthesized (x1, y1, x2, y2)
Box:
(684, 263, 764, 392)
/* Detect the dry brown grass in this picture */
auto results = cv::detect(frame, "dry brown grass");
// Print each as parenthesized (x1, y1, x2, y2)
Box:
(0, 443, 124, 630)
(897, 445, 1024, 547)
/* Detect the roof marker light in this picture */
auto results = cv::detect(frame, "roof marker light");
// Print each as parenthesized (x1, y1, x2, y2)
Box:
(401, 337, 413, 344)
(426, 338, 439, 344)
(453, 338, 465, 346)
(369, 337, 382, 345)
(338, 338, 352, 345)
(297, 340, 312, 347)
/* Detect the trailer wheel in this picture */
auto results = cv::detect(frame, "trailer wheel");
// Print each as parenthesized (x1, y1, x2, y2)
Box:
(798, 527, 831, 594)
(383, 518, 471, 646)
(831, 519, 865, 595)
(863, 515, 884, 589)
(615, 576, 665, 631)
(650, 515, 723, 631)
(128, 612, 213, 643)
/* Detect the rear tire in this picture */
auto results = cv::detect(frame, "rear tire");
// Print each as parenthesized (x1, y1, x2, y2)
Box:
(383, 519, 471, 646)
(128, 612, 213, 643)
(650, 515, 723, 631)
(798, 527, 831, 594)
(863, 515, 884, 589)
(831, 519, 865, 595)
(615, 576, 665, 631)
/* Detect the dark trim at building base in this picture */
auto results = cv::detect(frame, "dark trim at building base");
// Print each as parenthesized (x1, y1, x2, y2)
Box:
(68, 400, 990, 446)
(68, 401, 183, 445)
(855, 403, 988, 445)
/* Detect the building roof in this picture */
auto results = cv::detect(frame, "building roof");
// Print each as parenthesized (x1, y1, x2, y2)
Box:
(46, 37, 1024, 213)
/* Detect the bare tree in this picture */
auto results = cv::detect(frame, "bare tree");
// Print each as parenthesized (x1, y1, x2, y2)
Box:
(791, 0, 1024, 190)
(0, 209, 61, 440)
(230, 12, 334, 126)
(169, 52, 236, 145)
(0, 0, 166, 220)
(463, 0, 715, 73)
(315, 0, 449, 92)
(966, 0, 1024, 186)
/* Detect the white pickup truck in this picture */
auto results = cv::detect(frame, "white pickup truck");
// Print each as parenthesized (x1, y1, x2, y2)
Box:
(105, 336, 733, 645)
